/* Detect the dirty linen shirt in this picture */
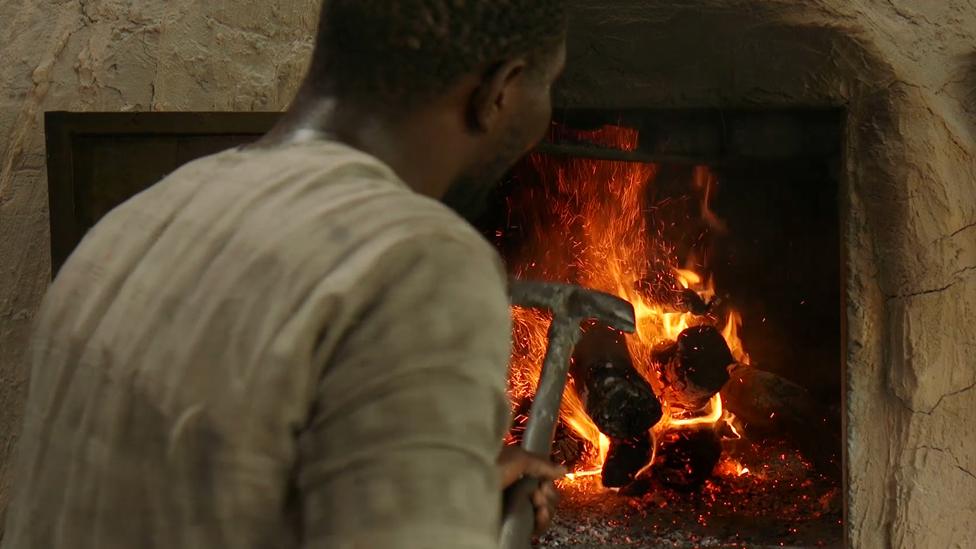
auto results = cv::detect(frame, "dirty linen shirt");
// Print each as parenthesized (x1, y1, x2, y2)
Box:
(3, 140, 513, 549)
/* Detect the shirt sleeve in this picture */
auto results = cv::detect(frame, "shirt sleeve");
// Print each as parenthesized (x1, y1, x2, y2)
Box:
(296, 233, 513, 549)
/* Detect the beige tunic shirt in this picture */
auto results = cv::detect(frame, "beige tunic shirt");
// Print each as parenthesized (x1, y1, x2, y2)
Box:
(3, 141, 512, 548)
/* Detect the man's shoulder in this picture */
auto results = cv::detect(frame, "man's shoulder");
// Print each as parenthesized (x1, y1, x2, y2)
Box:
(168, 139, 490, 247)
(350, 194, 506, 289)
(94, 137, 506, 293)
(256, 141, 500, 265)
(238, 141, 507, 288)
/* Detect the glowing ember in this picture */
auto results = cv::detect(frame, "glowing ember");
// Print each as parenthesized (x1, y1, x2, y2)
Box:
(540, 439, 843, 548)
(505, 125, 753, 485)
(715, 458, 752, 478)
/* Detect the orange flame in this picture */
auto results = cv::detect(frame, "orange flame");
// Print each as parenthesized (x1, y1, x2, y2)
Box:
(507, 125, 751, 483)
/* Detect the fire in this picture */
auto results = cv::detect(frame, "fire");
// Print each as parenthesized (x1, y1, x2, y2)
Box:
(563, 434, 610, 481)
(506, 125, 752, 484)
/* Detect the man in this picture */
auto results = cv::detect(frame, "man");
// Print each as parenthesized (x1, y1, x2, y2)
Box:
(3, 1, 568, 548)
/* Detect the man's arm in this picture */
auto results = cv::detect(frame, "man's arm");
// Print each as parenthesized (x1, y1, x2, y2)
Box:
(297, 234, 513, 548)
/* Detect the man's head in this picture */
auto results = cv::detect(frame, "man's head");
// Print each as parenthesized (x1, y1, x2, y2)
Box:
(303, 1, 568, 210)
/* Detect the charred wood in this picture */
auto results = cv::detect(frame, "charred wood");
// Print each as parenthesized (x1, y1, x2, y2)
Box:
(551, 423, 587, 469)
(676, 287, 714, 315)
(721, 363, 840, 475)
(655, 325, 733, 410)
(511, 397, 588, 469)
(570, 324, 662, 439)
(635, 274, 714, 315)
(602, 434, 653, 488)
(650, 339, 678, 365)
(651, 426, 722, 490)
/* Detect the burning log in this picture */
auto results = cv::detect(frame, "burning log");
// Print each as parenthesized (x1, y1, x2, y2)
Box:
(570, 324, 662, 439)
(510, 396, 588, 468)
(551, 423, 587, 469)
(651, 425, 722, 490)
(571, 325, 662, 436)
(676, 287, 713, 315)
(654, 325, 734, 410)
(635, 274, 714, 315)
(721, 363, 840, 475)
(601, 434, 653, 488)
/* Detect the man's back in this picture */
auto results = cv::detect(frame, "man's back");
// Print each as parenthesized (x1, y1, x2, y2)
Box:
(4, 141, 512, 548)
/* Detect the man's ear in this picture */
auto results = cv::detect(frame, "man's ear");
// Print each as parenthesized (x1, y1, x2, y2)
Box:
(468, 58, 527, 133)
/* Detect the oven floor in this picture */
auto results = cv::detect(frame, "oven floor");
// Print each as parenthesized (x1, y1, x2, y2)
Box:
(536, 440, 843, 548)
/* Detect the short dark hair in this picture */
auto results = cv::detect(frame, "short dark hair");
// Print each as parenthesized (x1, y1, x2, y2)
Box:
(308, 0, 568, 108)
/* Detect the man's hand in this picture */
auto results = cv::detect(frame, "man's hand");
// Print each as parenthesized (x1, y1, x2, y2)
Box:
(498, 446, 566, 536)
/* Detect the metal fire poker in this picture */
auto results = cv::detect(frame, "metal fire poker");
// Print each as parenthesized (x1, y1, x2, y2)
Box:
(501, 281, 636, 549)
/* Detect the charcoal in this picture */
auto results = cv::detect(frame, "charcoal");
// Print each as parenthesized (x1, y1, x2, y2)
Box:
(571, 324, 663, 439)
(651, 426, 722, 490)
(601, 434, 653, 488)
(655, 325, 733, 410)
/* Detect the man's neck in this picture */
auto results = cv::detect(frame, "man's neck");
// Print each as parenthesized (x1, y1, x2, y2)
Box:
(258, 91, 468, 200)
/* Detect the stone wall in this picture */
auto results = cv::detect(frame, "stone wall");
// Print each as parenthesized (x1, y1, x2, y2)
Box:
(0, 0, 974, 546)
